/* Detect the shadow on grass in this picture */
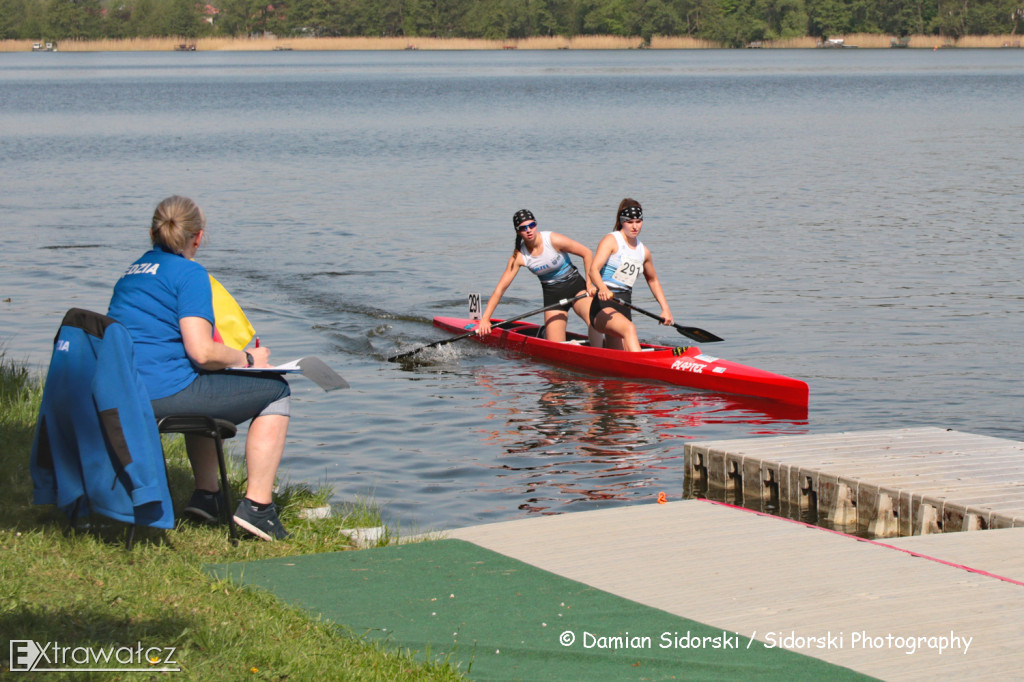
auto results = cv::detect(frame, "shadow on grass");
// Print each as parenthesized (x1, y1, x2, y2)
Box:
(2, 420, 213, 544)
(1, 607, 194, 655)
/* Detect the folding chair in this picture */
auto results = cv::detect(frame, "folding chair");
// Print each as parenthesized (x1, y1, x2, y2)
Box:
(157, 415, 239, 546)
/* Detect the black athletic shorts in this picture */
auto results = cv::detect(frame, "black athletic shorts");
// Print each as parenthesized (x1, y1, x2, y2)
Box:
(589, 289, 632, 325)
(541, 269, 588, 309)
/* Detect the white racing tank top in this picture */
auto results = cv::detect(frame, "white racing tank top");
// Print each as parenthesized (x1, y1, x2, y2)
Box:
(520, 231, 577, 285)
(599, 231, 645, 292)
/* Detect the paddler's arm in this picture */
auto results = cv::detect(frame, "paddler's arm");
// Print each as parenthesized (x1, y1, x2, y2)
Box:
(589, 234, 618, 301)
(476, 253, 523, 336)
(181, 316, 270, 369)
(642, 254, 673, 326)
(550, 232, 596, 295)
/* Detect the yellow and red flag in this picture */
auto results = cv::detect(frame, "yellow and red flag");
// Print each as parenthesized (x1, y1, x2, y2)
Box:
(210, 274, 255, 350)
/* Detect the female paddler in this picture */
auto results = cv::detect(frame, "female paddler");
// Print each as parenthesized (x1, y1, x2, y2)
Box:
(589, 198, 673, 352)
(475, 209, 602, 345)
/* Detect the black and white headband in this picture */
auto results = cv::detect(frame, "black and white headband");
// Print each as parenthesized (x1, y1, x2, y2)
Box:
(513, 209, 536, 228)
(619, 206, 643, 221)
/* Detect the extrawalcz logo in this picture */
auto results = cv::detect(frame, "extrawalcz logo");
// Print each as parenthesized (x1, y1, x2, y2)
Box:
(10, 639, 180, 673)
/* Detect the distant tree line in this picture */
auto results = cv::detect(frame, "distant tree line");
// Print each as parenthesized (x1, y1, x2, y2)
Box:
(3, 0, 1022, 47)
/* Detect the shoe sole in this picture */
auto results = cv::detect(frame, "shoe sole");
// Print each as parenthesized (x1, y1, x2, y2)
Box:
(232, 514, 276, 541)
(183, 506, 219, 523)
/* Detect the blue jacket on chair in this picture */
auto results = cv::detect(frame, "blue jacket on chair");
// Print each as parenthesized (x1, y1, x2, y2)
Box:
(31, 308, 174, 529)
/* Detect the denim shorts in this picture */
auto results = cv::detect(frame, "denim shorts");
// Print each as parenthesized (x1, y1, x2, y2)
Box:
(151, 371, 291, 425)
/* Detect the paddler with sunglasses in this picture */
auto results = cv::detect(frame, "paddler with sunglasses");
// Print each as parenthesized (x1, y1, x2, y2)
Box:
(475, 209, 602, 346)
(589, 198, 674, 352)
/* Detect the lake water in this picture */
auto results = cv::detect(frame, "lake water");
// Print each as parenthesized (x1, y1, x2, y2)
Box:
(2, 48, 1022, 531)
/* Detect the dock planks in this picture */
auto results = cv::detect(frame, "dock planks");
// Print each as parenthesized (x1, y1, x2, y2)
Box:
(682, 427, 1024, 537)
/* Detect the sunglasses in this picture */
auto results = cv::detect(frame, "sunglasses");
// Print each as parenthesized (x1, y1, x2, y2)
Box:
(517, 221, 537, 232)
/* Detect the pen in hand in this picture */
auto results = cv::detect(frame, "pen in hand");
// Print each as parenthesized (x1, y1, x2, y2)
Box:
(255, 337, 260, 348)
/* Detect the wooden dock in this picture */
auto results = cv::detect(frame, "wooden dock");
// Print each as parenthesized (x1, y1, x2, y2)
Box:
(683, 427, 1024, 537)
(449, 428, 1024, 680)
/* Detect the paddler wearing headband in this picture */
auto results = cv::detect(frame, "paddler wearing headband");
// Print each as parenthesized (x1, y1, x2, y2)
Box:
(589, 198, 674, 352)
(475, 209, 602, 345)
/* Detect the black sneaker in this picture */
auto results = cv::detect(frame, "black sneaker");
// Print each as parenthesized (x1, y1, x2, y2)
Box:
(232, 499, 289, 541)
(183, 489, 222, 522)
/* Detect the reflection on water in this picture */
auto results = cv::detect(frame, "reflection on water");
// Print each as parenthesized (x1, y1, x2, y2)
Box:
(464, 365, 807, 516)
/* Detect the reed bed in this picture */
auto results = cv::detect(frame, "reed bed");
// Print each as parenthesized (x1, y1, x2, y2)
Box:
(827, 32, 901, 48)
(756, 35, 822, 48)
(650, 35, 724, 49)
(1, 39, 38, 52)
(765, 34, 914, 48)
(3, 33, 1021, 52)
(955, 34, 1022, 47)
(562, 34, 644, 49)
(741, 33, 1023, 48)
(31, 34, 652, 51)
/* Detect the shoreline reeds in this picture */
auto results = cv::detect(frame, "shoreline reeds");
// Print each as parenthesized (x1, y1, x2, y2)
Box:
(2, 33, 1021, 53)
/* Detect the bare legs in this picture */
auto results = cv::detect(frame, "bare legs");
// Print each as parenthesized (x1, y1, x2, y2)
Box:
(185, 433, 220, 492)
(593, 309, 641, 352)
(540, 296, 604, 346)
(573, 297, 604, 348)
(185, 414, 289, 504)
(542, 309, 569, 341)
(242, 415, 288, 504)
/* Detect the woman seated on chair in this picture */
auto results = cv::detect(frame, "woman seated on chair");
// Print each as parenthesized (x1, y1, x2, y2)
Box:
(107, 195, 290, 541)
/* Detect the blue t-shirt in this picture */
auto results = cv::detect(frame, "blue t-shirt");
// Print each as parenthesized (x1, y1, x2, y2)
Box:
(107, 246, 214, 400)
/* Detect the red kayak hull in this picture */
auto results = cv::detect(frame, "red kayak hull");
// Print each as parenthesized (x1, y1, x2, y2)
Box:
(432, 316, 809, 408)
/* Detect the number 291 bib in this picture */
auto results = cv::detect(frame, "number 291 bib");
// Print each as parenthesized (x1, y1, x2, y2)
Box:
(611, 255, 643, 288)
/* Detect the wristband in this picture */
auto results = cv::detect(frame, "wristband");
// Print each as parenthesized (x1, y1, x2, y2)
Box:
(244, 351, 254, 368)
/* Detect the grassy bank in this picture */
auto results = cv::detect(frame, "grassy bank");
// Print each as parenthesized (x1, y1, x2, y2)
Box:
(0, 354, 463, 680)
(2, 33, 1020, 52)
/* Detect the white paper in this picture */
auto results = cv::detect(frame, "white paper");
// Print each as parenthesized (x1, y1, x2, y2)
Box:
(229, 358, 302, 373)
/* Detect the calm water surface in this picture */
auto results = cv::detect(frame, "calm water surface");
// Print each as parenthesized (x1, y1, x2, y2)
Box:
(2, 49, 1021, 530)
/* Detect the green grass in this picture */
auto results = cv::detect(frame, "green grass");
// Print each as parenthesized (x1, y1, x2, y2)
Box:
(0, 353, 464, 680)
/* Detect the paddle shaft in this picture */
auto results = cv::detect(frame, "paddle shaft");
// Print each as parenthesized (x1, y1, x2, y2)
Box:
(388, 292, 588, 362)
(610, 297, 723, 343)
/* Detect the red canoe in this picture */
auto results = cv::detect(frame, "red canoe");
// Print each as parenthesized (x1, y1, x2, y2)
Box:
(432, 316, 809, 408)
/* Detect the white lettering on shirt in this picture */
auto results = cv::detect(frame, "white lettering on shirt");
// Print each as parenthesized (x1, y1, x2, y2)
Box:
(122, 263, 160, 277)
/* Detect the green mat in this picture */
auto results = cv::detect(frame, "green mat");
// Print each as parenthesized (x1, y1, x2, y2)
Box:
(208, 539, 870, 681)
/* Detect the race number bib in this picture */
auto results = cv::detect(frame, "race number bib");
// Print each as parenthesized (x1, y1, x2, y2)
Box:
(611, 256, 643, 288)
